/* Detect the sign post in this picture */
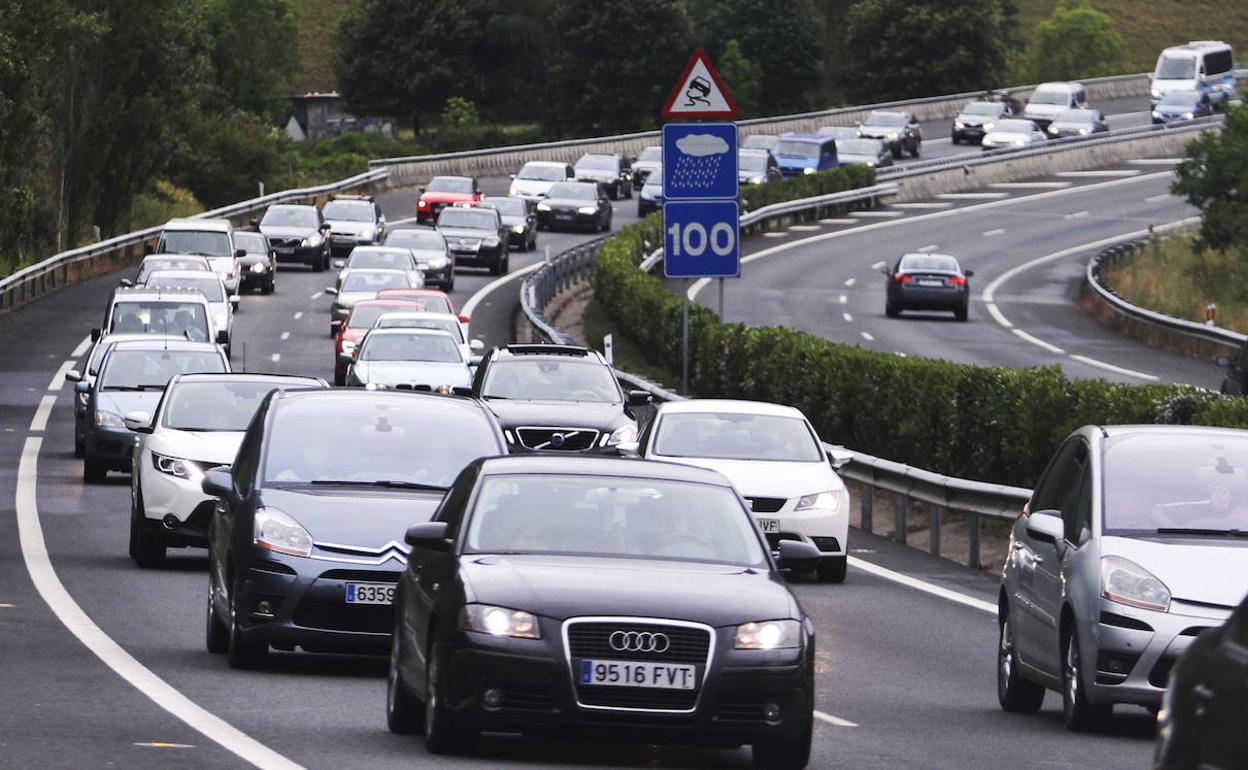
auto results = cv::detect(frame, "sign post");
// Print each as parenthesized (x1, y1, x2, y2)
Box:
(661, 50, 739, 394)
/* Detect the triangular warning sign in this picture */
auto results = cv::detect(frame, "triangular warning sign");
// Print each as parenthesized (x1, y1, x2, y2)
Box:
(662, 49, 739, 120)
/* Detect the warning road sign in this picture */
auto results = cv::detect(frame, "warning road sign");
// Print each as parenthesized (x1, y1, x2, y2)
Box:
(662, 49, 738, 120)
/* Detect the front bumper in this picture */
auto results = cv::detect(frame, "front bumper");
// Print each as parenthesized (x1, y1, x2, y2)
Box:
(953, 126, 987, 142)
(750, 495, 850, 557)
(419, 262, 455, 287)
(538, 209, 600, 230)
(271, 244, 322, 264)
(86, 425, 138, 469)
(449, 243, 505, 268)
(329, 234, 375, 256)
(137, 457, 222, 546)
(239, 264, 273, 289)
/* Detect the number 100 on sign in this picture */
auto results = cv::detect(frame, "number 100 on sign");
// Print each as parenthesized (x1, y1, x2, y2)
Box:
(663, 200, 740, 279)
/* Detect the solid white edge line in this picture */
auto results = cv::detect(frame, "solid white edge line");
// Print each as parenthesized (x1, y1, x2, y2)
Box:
(848, 556, 997, 615)
(71, 335, 93, 358)
(982, 228, 1006, 237)
(984, 302, 1012, 329)
(1069, 354, 1160, 381)
(460, 260, 546, 324)
(30, 395, 57, 433)
(15, 437, 303, 770)
(48, 360, 77, 391)
(1012, 328, 1064, 354)
(814, 710, 858, 727)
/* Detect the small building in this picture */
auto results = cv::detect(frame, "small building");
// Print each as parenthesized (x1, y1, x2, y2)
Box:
(286, 92, 392, 142)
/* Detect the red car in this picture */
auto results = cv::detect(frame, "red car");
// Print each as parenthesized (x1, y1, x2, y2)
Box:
(375, 288, 464, 321)
(332, 298, 425, 385)
(415, 176, 482, 224)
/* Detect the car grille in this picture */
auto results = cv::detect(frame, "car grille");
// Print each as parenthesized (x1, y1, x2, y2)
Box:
(269, 237, 300, 249)
(447, 237, 481, 251)
(566, 622, 710, 665)
(292, 597, 394, 634)
(516, 427, 601, 451)
(746, 496, 786, 513)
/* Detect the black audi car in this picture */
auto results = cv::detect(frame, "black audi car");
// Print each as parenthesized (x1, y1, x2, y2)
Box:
(257, 203, 331, 272)
(233, 230, 277, 294)
(386, 455, 817, 768)
(882, 252, 973, 321)
(535, 182, 612, 233)
(479, 196, 537, 252)
(201, 389, 507, 669)
(434, 205, 510, 276)
(470, 344, 649, 454)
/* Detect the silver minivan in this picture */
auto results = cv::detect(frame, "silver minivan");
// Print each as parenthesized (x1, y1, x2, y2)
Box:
(1021, 82, 1088, 130)
(1150, 41, 1236, 106)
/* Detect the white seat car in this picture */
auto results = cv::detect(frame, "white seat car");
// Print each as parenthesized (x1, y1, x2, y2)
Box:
(156, 217, 243, 294)
(127, 372, 325, 566)
(638, 399, 852, 582)
(508, 160, 575, 202)
(143, 269, 239, 348)
(341, 327, 472, 391)
(371, 309, 484, 362)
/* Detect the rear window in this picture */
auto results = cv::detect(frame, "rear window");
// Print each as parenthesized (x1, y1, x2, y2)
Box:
(145, 275, 224, 302)
(110, 301, 210, 340)
(427, 177, 474, 193)
(899, 255, 959, 273)
(101, 349, 225, 389)
(437, 208, 497, 230)
(341, 271, 409, 293)
(961, 102, 1002, 116)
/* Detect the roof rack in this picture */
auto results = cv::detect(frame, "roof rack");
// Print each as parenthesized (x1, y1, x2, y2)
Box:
(502, 343, 592, 357)
(328, 193, 374, 202)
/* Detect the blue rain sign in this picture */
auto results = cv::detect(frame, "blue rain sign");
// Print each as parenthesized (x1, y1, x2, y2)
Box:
(662, 123, 738, 201)
(663, 200, 740, 279)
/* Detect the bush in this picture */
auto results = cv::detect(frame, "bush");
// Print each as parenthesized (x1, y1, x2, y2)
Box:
(740, 164, 876, 214)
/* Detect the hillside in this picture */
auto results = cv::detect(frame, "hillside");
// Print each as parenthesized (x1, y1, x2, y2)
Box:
(293, 0, 359, 94)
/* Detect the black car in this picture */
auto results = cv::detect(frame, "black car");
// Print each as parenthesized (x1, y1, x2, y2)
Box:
(435, 205, 510, 276)
(536, 182, 612, 233)
(574, 153, 632, 200)
(386, 455, 818, 768)
(471, 344, 649, 454)
(857, 110, 922, 159)
(233, 231, 277, 294)
(1046, 108, 1109, 139)
(257, 204, 331, 272)
(322, 195, 387, 256)
(201, 389, 508, 669)
(479, 196, 537, 252)
(1217, 342, 1248, 395)
(952, 99, 1015, 145)
(882, 252, 973, 321)
(1153, 592, 1248, 769)
(832, 138, 893, 168)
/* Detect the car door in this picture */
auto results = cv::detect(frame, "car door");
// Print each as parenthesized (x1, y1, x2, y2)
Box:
(212, 415, 262, 611)
(1031, 440, 1091, 673)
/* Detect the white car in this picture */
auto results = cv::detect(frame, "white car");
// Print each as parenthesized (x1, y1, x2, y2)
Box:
(143, 270, 239, 347)
(981, 119, 1048, 151)
(371, 309, 484, 361)
(342, 327, 472, 391)
(156, 217, 242, 294)
(638, 399, 852, 582)
(127, 372, 325, 566)
(508, 160, 575, 202)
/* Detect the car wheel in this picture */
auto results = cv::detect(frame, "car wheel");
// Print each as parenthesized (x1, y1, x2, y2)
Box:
(1062, 627, 1110, 731)
(131, 487, 165, 568)
(885, 301, 900, 319)
(83, 456, 107, 484)
(608, 184, 619, 201)
(955, 304, 968, 322)
(815, 555, 847, 583)
(387, 619, 426, 734)
(910, 141, 921, 158)
(997, 613, 1044, 712)
(205, 581, 228, 654)
(424, 641, 475, 754)
(751, 710, 811, 769)
(443, 274, 455, 293)
(623, 184, 632, 200)
(74, 435, 85, 458)
(262, 278, 274, 295)
(488, 254, 503, 277)
(227, 580, 269, 670)
(952, 135, 960, 145)
(891, 146, 903, 160)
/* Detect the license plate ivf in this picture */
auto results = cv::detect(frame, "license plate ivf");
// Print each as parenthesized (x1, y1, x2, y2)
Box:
(344, 582, 394, 605)
(918, 279, 943, 286)
(580, 660, 696, 689)
(757, 518, 781, 533)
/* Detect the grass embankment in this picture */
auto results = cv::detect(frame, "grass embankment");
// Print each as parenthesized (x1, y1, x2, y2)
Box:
(1105, 231, 1248, 333)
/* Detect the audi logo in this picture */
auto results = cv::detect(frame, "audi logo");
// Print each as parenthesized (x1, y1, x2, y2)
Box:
(609, 630, 670, 653)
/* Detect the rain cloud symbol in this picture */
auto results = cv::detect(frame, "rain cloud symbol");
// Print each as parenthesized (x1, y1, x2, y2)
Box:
(672, 133, 730, 192)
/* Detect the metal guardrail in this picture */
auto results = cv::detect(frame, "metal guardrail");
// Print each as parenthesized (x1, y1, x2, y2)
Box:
(0, 168, 389, 313)
(521, 237, 609, 345)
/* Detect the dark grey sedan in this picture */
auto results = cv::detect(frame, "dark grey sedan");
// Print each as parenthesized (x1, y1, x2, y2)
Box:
(535, 182, 612, 233)
(479, 196, 537, 252)
(1046, 108, 1109, 139)
(882, 252, 972, 321)
(834, 138, 893, 168)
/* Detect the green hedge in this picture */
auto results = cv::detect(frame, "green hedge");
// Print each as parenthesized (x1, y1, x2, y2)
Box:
(740, 164, 877, 214)
(592, 169, 1248, 488)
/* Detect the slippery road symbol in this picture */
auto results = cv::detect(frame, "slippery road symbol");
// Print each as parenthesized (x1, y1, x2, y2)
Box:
(671, 133, 730, 193)
(685, 76, 713, 107)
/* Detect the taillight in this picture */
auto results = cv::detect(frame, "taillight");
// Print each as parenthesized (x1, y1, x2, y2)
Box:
(947, 275, 966, 286)
(895, 274, 912, 283)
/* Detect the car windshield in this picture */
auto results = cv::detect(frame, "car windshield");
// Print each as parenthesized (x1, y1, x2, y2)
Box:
(577, 155, 617, 170)
(1156, 56, 1197, 80)
(110, 301, 210, 340)
(739, 153, 769, 172)
(863, 112, 906, 127)
(1159, 90, 1200, 106)
(993, 120, 1034, 134)
(518, 163, 567, 181)
(136, 258, 208, 282)
(385, 230, 446, 251)
(261, 206, 318, 228)
(322, 201, 374, 222)
(655, 412, 824, 462)
(961, 102, 1002, 116)
(776, 140, 819, 159)
(374, 316, 463, 341)
(899, 255, 960, 272)
(163, 379, 309, 431)
(1029, 87, 1070, 105)
(836, 139, 882, 155)
(347, 304, 404, 329)
(482, 359, 619, 402)
(341, 271, 409, 293)
(427, 176, 473, 193)
(481, 198, 526, 217)
(376, 293, 453, 314)
(158, 231, 231, 257)
(637, 147, 662, 162)
(1104, 433, 1248, 534)
(348, 249, 412, 270)
(263, 398, 498, 486)
(546, 183, 596, 200)
(100, 349, 225, 390)
(464, 474, 767, 566)
(145, 275, 224, 303)
(360, 332, 463, 362)
(232, 233, 267, 255)
(1056, 109, 1095, 124)
(437, 208, 496, 230)
(742, 135, 777, 150)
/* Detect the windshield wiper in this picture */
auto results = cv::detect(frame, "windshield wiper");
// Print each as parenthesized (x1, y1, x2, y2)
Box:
(308, 479, 449, 492)
(101, 385, 149, 391)
(1155, 527, 1248, 538)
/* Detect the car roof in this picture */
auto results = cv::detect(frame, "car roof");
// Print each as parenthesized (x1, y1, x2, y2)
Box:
(376, 310, 459, 321)
(522, 160, 568, 167)
(142, 253, 212, 263)
(353, 297, 430, 308)
(172, 372, 323, 386)
(900, 252, 959, 263)
(365, 326, 457, 338)
(164, 218, 231, 232)
(1098, 424, 1248, 440)
(657, 399, 807, 419)
(493, 343, 597, 360)
(479, 454, 733, 486)
(431, 175, 473, 182)
(270, 388, 492, 419)
(112, 286, 209, 301)
(145, 270, 222, 281)
(98, 333, 183, 346)
(350, 246, 411, 255)
(343, 267, 410, 276)
(109, 338, 223, 352)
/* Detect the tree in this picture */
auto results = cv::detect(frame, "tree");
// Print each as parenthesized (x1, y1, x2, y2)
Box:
(1020, 0, 1126, 83)
(203, 0, 300, 120)
(843, 0, 1017, 102)
(716, 39, 760, 117)
(1172, 103, 1248, 254)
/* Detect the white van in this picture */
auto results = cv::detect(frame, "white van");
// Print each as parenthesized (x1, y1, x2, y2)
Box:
(1151, 41, 1236, 106)
(1021, 82, 1088, 129)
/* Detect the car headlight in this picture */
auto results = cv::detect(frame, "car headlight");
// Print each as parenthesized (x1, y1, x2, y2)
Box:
(363, 382, 390, 391)
(886, 132, 899, 140)
(1101, 555, 1170, 612)
(94, 410, 125, 428)
(1151, 88, 1162, 99)
(253, 506, 314, 558)
(982, 122, 995, 131)
(418, 199, 429, 209)
(536, 202, 551, 212)
(1078, 127, 1089, 135)
(795, 491, 840, 512)
(511, 224, 525, 234)
(735, 620, 801, 650)
(606, 424, 639, 447)
(954, 120, 965, 128)
(460, 604, 540, 639)
(1152, 110, 1162, 118)
(1048, 125, 1061, 134)
(577, 206, 598, 215)
(249, 262, 267, 273)
(425, 256, 450, 270)
(1181, 112, 1194, 120)
(358, 228, 375, 240)
(1013, 140, 1026, 146)
(483, 237, 500, 247)
(151, 451, 204, 481)
(802, 167, 815, 175)
(300, 237, 312, 248)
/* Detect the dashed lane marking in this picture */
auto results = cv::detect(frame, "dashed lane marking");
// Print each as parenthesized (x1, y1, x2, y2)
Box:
(848, 556, 997, 615)
(916, 244, 938, 252)
(762, 232, 787, 238)
(48, 361, 77, 391)
(1055, 169, 1139, 178)
(71, 336, 92, 357)
(860, 331, 874, 341)
(892, 202, 953, 209)
(843, 278, 856, 287)
(789, 225, 822, 231)
(818, 218, 858, 225)
(293, 311, 303, 320)
(843, 313, 853, 323)
(279, 332, 290, 341)
(1128, 158, 1184, 165)
(310, 291, 322, 300)
(270, 354, 281, 363)
(870, 261, 886, 270)
(983, 228, 1006, 237)
(937, 192, 1009, 200)
(814, 711, 859, 727)
(838, 295, 848, 304)
(989, 182, 1071, 189)
(1063, 210, 1089, 220)
(850, 210, 904, 217)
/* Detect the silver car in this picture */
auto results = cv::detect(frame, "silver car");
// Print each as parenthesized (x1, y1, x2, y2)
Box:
(998, 425, 1248, 730)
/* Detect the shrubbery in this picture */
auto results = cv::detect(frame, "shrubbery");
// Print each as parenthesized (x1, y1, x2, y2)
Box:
(740, 164, 876, 214)
(593, 168, 1248, 488)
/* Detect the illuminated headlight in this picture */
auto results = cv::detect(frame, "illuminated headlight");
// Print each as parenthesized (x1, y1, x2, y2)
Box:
(1048, 125, 1061, 134)
(982, 122, 995, 131)
(95, 410, 125, 428)
(734, 619, 801, 650)
(460, 604, 540, 639)
(536, 202, 551, 212)
(795, 490, 841, 512)
(249, 262, 267, 273)
(886, 132, 899, 140)
(511, 225, 525, 234)
(1151, 88, 1162, 99)
(483, 237, 500, 248)
(253, 507, 314, 558)
(425, 256, 450, 270)
(802, 167, 815, 175)
(1078, 128, 1089, 135)
(954, 120, 965, 128)
(1152, 110, 1162, 118)
(363, 382, 389, 391)
(1181, 112, 1194, 120)
(577, 206, 597, 215)
(1101, 555, 1170, 612)
(357, 228, 375, 240)
(151, 452, 203, 481)
(606, 424, 639, 447)
(300, 237, 312, 248)
(1013, 140, 1027, 146)
(417, 200, 429, 209)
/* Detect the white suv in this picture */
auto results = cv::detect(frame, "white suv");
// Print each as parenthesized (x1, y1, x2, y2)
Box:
(143, 269, 239, 349)
(639, 399, 852, 582)
(156, 218, 243, 293)
(128, 372, 325, 567)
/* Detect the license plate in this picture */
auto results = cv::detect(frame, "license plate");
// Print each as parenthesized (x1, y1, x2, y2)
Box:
(555, 213, 573, 220)
(757, 518, 781, 533)
(918, 279, 943, 287)
(580, 659, 696, 689)
(274, 247, 292, 255)
(345, 582, 394, 605)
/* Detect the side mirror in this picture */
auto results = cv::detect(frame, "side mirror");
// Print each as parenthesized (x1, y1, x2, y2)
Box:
(119, 278, 134, 288)
(229, 295, 241, 308)
(405, 521, 450, 551)
(235, 248, 246, 258)
(216, 330, 230, 345)
(469, 339, 485, 351)
(74, 381, 91, 394)
(201, 468, 237, 502)
(964, 269, 975, 278)
(776, 539, 822, 571)
(65, 369, 83, 383)
(325, 287, 338, 295)
(1025, 509, 1066, 548)
(626, 390, 652, 407)
(333, 259, 345, 269)
(90, 328, 101, 342)
(123, 411, 153, 433)
(1216, 356, 1232, 368)
(826, 447, 852, 470)
(337, 352, 355, 365)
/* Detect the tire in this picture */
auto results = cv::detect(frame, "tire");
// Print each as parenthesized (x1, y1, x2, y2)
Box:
(891, 146, 903, 160)
(952, 135, 961, 145)
(1062, 627, 1110, 731)
(955, 304, 968, 322)
(997, 614, 1044, 712)
(74, 435, 85, 459)
(227, 582, 268, 670)
(424, 642, 475, 754)
(443, 274, 455, 293)
(623, 183, 632, 200)
(752, 713, 812, 769)
(488, 253, 503, 277)
(816, 555, 847, 583)
(501, 252, 510, 275)
(885, 301, 900, 319)
(206, 582, 228, 654)
(387, 621, 425, 734)
(130, 487, 165, 568)
(909, 141, 921, 158)
(608, 183, 619, 201)
(262, 278, 274, 295)
(83, 456, 107, 483)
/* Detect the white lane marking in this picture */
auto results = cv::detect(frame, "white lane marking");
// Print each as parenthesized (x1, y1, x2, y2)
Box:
(1129, 158, 1184, 165)
(1069, 354, 1160, 381)
(460, 260, 546, 326)
(814, 711, 858, 727)
(892, 202, 953, 209)
(293, 311, 304, 320)
(937, 192, 1009, 200)
(762, 232, 787, 238)
(688, 171, 1174, 301)
(985, 302, 1013, 328)
(1146, 193, 1173, 203)
(818, 218, 858, 225)
(279, 332, 290, 341)
(860, 331, 874, 341)
(843, 278, 856, 288)
(310, 291, 322, 301)
(30, 396, 56, 433)
(1056, 169, 1139, 178)
(842, 313, 853, 323)
(48, 361, 77, 391)
(388, 216, 419, 225)
(870, 261, 886, 270)
(71, 336, 93, 357)
(789, 225, 822, 231)
(916, 244, 938, 252)
(838, 295, 848, 304)
(850, 210, 904, 218)
(1063, 210, 1089, 220)
(1012, 328, 1064, 354)
(15, 437, 303, 769)
(270, 353, 281, 363)
(849, 556, 997, 615)
(989, 182, 1071, 189)
(983, 228, 1006, 237)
